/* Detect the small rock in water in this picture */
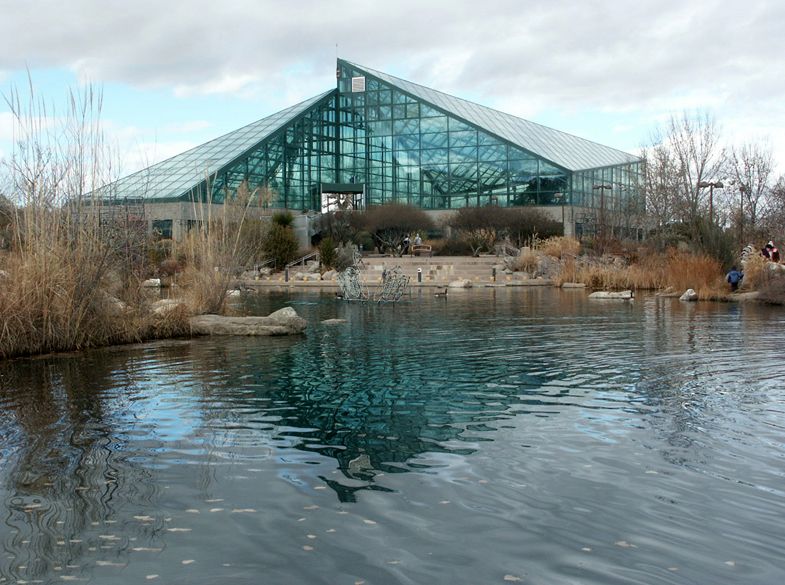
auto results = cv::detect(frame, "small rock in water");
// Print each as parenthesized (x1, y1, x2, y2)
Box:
(679, 288, 699, 302)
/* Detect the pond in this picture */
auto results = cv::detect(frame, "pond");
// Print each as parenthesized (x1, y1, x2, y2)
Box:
(1, 289, 784, 584)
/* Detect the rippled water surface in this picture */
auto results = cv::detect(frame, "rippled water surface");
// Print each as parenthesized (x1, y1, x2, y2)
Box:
(1, 289, 784, 584)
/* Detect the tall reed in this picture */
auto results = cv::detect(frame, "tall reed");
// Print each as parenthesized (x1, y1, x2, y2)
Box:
(0, 80, 189, 358)
(177, 181, 265, 315)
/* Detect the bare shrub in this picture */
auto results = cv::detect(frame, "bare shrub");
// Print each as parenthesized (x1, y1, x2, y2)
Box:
(334, 244, 357, 271)
(448, 206, 504, 256)
(357, 204, 433, 256)
(433, 237, 474, 256)
(505, 208, 562, 247)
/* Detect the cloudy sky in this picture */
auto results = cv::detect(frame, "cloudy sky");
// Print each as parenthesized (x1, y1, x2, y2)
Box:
(1, 0, 783, 176)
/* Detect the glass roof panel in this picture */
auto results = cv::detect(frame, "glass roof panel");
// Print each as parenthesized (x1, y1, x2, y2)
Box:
(104, 90, 335, 200)
(342, 60, 638, 171)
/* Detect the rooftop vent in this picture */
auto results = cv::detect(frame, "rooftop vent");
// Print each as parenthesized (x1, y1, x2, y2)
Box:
(351, 76, 366, 93)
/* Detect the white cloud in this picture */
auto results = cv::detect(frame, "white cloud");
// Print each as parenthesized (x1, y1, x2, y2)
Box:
(0, 0, 784, 171)
(173, 74, 260, 98)
(0, 111, 15, 142)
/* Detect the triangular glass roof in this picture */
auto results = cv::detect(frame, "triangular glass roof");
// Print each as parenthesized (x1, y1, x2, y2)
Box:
(342, 60, 637, 172)
(104, 90, 334, 201)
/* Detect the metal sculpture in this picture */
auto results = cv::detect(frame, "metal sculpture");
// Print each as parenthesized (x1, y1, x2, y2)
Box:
(374, 267, 410, 302)
(337, 251, 409, 303)
(337, 265, 369, 301)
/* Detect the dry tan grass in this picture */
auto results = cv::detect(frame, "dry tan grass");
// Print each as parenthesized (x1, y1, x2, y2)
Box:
(0, 229, 156, 357)
(556, 249, 725, 297)
(739, 254, 767, 290)
(0, 80, 196, 359)
(538, 236, 581, 259)
(510, 249, 539, 273)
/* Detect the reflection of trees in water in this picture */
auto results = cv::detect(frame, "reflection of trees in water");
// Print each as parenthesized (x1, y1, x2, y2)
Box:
(636, 299, 781, 467)
(0, 346, 185, 582)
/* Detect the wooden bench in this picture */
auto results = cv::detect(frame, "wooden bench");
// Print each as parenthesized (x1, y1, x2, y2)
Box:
(411, 244, 432, 257)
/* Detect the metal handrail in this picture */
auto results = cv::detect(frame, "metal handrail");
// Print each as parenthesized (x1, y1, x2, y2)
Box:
(285, 251, 320, 270)
(254, 258, 274, 271)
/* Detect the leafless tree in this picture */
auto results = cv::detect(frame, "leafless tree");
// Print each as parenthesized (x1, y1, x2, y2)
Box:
(666, 112, 725, 224)
(640, 139, 682, 231)
(725, 142, 774, 241)
(763, 175, 785, 236)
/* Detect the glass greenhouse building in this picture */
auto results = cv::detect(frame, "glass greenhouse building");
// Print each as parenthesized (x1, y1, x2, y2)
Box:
(104, 59, 642, 239)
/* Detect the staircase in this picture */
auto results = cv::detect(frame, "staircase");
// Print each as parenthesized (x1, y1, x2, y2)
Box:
(358, 255, 502, 284)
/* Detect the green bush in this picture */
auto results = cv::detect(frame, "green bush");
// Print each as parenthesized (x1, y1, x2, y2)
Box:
(262, 223, 299, 269)
(271, 211, 294, 228)
(318, 236, 337, 270)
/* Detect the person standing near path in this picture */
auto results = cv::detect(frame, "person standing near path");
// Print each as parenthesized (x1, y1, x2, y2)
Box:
(761, 240, 781, 262)
(726, 266, 743, 291)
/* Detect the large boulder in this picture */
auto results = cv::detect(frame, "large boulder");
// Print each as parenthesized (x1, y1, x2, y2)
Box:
(152, 298, 187, 315)
(766, 262, 785, 274)
(589, 290, 634, 300)
(294, 271, 321, 282)
(190, 307, 307, 336)
(448, 279, 473, 289)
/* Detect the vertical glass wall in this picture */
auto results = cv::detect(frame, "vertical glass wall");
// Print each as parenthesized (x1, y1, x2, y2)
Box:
(336, 63, 575, 209)
(572, 163, 644, 238)
(208, 94, 338, 210)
